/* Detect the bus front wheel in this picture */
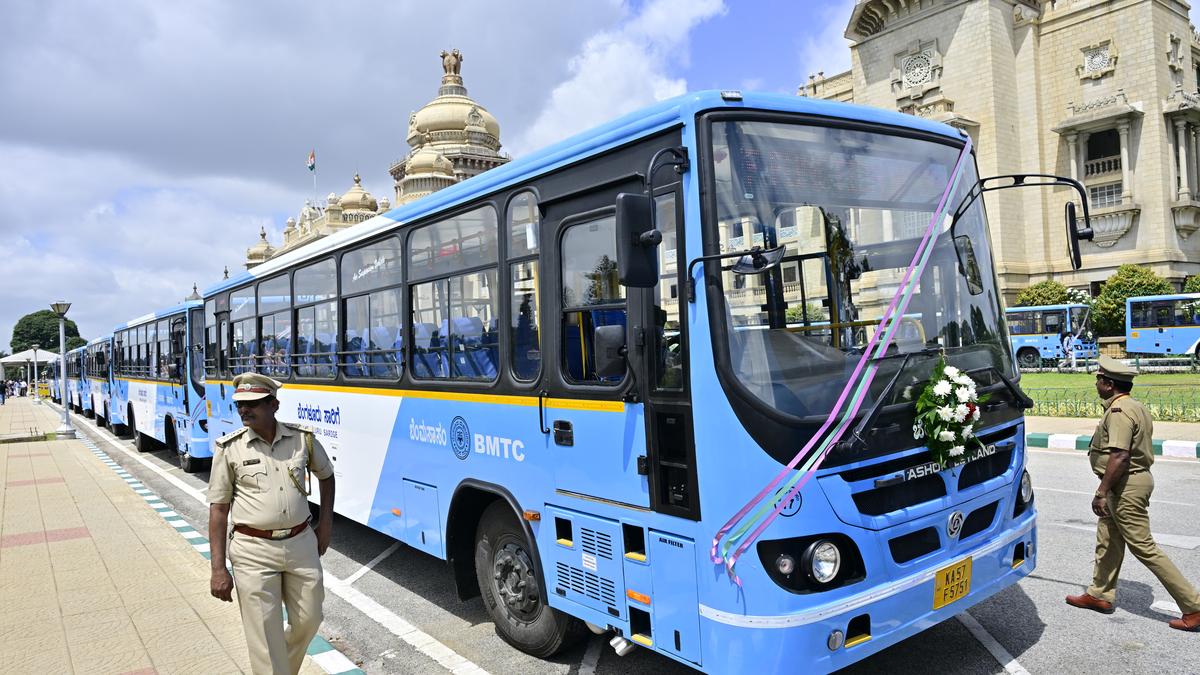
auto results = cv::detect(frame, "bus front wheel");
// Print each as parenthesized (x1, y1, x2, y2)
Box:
(473, 501, 584, 658)
(1017, 348, 1041, 369)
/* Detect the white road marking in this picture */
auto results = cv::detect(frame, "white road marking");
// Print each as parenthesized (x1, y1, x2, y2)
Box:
(1033, 485, 1196, 508)
(1046, 522, 1200, 549)
(311, 648, 360, 674)
(956, 612, 1030, 675)
(1029, 448, 1197, 464)
(1152, 599, 1181, 615)
(578, 635, 604, 675)
(342, 541, 402, 586)
(72, 413, 485, 675)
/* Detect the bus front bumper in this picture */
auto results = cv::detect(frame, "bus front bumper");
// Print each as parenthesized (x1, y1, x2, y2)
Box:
(698, 514, 1036, 674)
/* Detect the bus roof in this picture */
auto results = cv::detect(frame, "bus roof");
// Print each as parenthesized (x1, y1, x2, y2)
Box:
(87, 335, 112, 347)
(1005, 303, 1090, 312)
(112, 299, 201, 332)
(204, 90, 966, 297)
(1126, 293, 1200, 303)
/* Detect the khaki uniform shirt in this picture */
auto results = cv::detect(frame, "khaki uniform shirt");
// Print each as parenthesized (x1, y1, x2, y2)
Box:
(208, 422, 334, 530)
(1088, 393, 1154, 477)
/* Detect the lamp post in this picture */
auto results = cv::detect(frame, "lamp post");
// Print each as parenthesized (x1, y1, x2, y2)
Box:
(51, 302, 75, 439)
(32, 343, 41, 404)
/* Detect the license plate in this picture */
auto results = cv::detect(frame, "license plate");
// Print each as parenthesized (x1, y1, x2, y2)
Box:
(933, 557, 972, 610)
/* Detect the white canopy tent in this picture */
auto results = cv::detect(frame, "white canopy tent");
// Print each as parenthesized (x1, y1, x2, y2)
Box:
(0, 347, 59, 380)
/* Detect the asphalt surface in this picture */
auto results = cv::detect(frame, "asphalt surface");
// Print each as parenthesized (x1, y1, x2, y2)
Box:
(68, 413, 1200, 674)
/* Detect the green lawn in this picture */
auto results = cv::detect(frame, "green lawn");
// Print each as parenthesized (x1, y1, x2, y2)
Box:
(1019, 372, 1200, 421)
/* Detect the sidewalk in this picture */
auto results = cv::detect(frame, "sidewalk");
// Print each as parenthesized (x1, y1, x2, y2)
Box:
(1026, 416, 1200, 459)
(0, 397, 327, 674)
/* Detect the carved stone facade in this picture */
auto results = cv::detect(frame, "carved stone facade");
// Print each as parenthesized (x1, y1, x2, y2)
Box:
(806, 0, 1200, 298)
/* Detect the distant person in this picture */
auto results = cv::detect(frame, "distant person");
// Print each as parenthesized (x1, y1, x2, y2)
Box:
(207, 373, 335, 674)
(1066, 356, 1200, 631)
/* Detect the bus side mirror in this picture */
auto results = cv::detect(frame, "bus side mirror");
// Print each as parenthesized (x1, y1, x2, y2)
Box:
(1065, 201, 1094, 270)
(593, 325, 627, 379)
(615, 193, 661, 288)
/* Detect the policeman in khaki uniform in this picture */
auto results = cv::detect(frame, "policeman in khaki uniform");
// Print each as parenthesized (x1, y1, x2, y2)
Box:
(208, 373, 337, 673)
(1066, 356, 1200, 632)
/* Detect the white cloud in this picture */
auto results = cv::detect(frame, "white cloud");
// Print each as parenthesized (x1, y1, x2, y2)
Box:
(510, 0, 725, 155)
(795, 0, 855, 88)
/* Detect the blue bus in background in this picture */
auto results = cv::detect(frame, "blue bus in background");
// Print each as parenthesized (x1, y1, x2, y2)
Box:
(200, 91, 1053, 672)
(1126, 293, 1200, 356)
(1005, 303, 1096, 368)
(65, 345, 88, 415)
(109, 301, 210, 472)
(85, 335, 113, 427)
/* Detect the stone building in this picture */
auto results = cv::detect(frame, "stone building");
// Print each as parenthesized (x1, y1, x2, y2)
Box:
(802, 0, 1200, 298)
(245, 49, 507, 268)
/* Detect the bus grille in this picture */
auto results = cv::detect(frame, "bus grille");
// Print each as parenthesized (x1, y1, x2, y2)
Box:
(957, 449, 1013, 491)
(580, 528, 613, 560)
(958, 501, 998, 540)
(853, 474, 946, 516)
(555, 562, 617, 607)
(889, 527, 940, 564)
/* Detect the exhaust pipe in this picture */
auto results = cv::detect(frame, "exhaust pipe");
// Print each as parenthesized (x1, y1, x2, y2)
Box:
(585, 622, 607, 635)
(609, 635, 635, 657)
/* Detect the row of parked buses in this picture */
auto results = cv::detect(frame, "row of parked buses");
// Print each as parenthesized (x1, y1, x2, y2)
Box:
(42, 90, 1106, 673)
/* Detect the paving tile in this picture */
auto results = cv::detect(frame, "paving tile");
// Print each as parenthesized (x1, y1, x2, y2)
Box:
(59, 587, 125, 616)
(0, 643, 73, 674)
(127, 598, 204, 635)
(143, 626, 225, 669)
(70, 637, 154, 675)
(66, 616, 141, 647)
(153, 650, 244, 675)
(54, 564, 105, 591)
(0, 614, 62, 643)
(0, 603, 63, 630)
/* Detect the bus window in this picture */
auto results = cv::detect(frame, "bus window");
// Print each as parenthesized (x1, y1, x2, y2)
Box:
(1042, 311, 1064, 335)
(1155, 304, 1172, 326)
(295, 259, 337, 378)
(409, 207, 498, 280)
(232, 319, 256, 374)
(342, 238, 404, 379)
(652, 193, 683, 390)
(260, 311, 291, 378)
(204, 299, 219, 377)
(508, 192, 541, 382)
(560, 215, 625, 384)
(411, 272, 496, 380)
(157, 319, 170, 379)
(231, 287, 255, 321)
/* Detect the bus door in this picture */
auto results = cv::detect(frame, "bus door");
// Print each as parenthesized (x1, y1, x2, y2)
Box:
(540, 171, 654, 511)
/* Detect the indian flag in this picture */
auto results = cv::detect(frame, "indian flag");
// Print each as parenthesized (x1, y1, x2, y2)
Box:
(307, 150, 316, 172)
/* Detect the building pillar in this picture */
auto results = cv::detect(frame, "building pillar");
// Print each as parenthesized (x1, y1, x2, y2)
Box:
(1192, 124, 1200, 200)
(1176, 118, 1191, 200)
(1117, 121, 1132, 203)
(1066, 132, 1079, 182)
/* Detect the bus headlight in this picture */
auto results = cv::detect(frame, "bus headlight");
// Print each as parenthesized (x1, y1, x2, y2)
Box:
(804, 540, 842, 583)
(776, 554, 796, 576)
(1019, 470, 1033, 504)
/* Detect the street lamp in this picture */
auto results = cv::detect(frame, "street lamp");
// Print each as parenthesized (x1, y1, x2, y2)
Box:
(31, 343, 41, 404)
(50, 301, 75, 439)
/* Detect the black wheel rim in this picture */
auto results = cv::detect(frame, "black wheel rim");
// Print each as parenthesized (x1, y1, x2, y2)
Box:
(492, 539, 540, 621)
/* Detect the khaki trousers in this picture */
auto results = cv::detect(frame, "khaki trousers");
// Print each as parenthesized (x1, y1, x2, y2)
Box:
(229, 526, 324, 675)
(1087, 471, 1200, 613)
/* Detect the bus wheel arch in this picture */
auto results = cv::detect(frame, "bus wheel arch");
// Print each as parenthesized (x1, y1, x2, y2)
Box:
(447, 481, 536, 602)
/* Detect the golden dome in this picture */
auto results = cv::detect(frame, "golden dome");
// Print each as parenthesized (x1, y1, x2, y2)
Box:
(338, 173, 378, 212)
(410, 96, 500, 139)
(407, 146, 454, 176)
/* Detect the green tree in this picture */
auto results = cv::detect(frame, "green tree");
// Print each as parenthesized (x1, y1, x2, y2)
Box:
(1015, 280, 1068, 307)
(1184, 275, 1200, 294)
(1091, 264, 1173, 336)
(10, 310, 83, 352)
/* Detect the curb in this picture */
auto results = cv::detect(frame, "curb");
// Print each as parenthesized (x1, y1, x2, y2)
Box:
(74, 432, 364, 674)
(1027, 432, 1200, 459)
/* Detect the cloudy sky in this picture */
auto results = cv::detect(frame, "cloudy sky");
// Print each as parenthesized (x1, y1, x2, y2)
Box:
(15, 0, 1120, 349)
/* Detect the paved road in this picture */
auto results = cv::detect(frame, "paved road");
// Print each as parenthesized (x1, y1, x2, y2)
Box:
(71, 414, 1200, 674)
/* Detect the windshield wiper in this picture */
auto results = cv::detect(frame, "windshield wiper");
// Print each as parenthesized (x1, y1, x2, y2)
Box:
(835, 348, 937, 454)
(971, 365, 1034, 410)
(867, 345, 942, 363)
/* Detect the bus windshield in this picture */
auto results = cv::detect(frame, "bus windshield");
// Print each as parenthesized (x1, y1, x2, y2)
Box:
(707, 119, 1015, 465)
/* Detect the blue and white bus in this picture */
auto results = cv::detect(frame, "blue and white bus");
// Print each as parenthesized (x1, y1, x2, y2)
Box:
(110, 301, 211, 472)
(1005, 303, 1096, 368)
(200, 91, 1080, 672)
(65, 345, 88, 415)
(84, 335, 114, 426)
(1126, 292, 1200, 356)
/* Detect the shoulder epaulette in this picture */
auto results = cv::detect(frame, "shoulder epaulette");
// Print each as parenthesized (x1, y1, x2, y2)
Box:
(284, 422, 315, 434)
(215, 427, 249, 447)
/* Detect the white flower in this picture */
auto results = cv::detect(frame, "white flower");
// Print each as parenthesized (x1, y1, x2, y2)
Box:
(953, 373, 973, 387)
(954, 404, 970, 422)
(938, 430, 956, 442)
(949, 445, 965, 457)
(962, 425, 975, 439)
(933, 380, 953, 397)
(971, 406, 982, 421)
(902, 386, 913, 401)
(936, 406, 955, 422)
(955, 386, 973, 403)
(943, 366, 961, 378)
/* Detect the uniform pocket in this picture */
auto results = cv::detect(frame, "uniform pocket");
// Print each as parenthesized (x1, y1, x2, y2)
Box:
(235, 467, 267, 491)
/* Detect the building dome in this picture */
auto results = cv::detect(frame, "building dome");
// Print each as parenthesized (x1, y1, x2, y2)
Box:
(407, 146, 454, 176)
(409, 97, 501, 143)
(245, 226, 275, 268)
(338, 173, 378, 212)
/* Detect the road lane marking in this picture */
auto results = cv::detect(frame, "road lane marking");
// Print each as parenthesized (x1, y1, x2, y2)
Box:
(578, 635, 604, 675)
(1152, 599, 1181, 615)
(956, 612, 1030, 675)
(72, 410, 483, 675)
(1033, 486, 1196, 508)
(1046, 522, 1200, 549)
(342, 541, 402, 586)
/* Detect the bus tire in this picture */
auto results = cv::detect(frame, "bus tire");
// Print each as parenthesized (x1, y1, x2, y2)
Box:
(1017, 348, 1040, 369)
(474, 501, 584, 658)
(135, 431, 155, 453)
